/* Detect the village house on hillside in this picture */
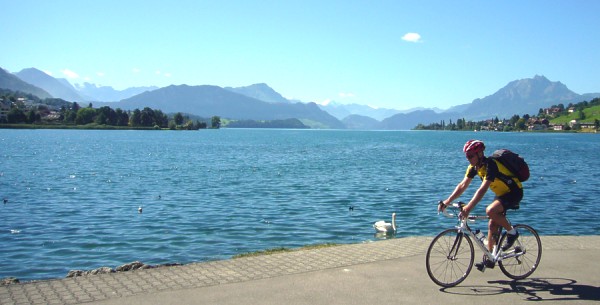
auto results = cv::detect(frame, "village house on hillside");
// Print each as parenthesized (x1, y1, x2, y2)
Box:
(0, 98, 10, 121)
(527, 118, 550, 131)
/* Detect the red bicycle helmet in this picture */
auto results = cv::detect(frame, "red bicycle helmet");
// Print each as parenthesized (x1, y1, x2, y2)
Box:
(463, 140, 485, 154)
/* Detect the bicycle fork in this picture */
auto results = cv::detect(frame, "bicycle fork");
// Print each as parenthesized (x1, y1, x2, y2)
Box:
(448, 232, 464, 261)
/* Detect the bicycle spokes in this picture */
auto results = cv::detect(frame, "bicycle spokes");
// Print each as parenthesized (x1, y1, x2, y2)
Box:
(426, 228, 474, 287)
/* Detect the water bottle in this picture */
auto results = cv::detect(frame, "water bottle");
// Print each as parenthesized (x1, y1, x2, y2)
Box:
(474, 229, 486, 244)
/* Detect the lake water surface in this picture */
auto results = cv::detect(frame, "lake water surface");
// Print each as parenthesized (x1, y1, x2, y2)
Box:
(1, 129, 599, 281)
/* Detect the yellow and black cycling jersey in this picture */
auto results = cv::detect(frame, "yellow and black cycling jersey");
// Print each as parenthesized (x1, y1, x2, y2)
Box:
(465, 157, 523, 196)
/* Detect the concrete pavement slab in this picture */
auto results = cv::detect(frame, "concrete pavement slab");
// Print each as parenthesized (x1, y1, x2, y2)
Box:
(1, 236, 599, 305)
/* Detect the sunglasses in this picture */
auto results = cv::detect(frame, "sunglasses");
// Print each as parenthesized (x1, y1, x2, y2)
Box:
(466, 153, 477, 159)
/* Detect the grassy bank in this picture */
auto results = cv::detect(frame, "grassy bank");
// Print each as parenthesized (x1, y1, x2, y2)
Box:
(233, 243, 340, 259)
(0, 123, 160, 130)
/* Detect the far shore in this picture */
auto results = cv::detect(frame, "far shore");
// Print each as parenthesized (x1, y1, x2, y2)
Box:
(1, 123, 598, 133)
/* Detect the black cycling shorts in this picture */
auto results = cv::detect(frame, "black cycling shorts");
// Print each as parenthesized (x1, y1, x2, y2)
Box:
(496, 188, 523, 210)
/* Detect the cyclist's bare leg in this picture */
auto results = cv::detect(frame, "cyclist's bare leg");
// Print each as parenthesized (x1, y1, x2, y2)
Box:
(486, 200, 512, 252)
(487, 220, 500, 252)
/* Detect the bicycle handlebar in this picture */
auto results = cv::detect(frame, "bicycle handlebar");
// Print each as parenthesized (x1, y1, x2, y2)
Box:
(438, 201, 488, 220)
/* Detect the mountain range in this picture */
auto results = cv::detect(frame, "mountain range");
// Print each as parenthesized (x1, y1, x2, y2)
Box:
(0, 68, 52, 99)
(10, 68, 157, 103)
(447, 75, 588, 120)
(74, 82, 158, 102)
(106, 84, 345, 129)
(1, 66, 599, 129)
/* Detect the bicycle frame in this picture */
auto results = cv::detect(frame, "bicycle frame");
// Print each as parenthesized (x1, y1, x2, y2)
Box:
(442, 203, 523, 264)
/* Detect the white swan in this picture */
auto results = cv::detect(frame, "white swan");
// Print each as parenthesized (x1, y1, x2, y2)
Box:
(373, 213, 396, 234)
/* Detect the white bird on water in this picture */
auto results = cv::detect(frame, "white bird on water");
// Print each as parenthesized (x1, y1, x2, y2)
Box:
(373, 213, 396, 234)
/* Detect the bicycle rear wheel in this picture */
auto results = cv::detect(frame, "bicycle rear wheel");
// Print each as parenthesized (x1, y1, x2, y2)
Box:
(426, 228, 474, 287)
(498, 224, 542, 280)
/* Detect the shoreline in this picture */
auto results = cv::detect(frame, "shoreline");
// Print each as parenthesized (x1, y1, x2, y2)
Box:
(1, 235, 599, 305)
(1, 123, 598, 133)
(1, 234, 595, 285)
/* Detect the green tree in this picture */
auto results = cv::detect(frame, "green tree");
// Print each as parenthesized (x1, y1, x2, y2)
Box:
(211, 116, 221, 129)
(153, 109, 168, 128)
(75, 108, 96, 125)
(115, 108, 129, 126)
(174, 112, 184, 125)
(129, 109, 142, 126)
(96, 106, 117, 125)
(510, 115, 520, 126)
(95, 112, 107, 125)
(63, 110, 76, 123)
(457, 118, 464, 130)
(196, 120, 207, 129)
(183, 120, 195, 130)
(140, 107, 155, 126)
(516, 118, 527, 130)
(26, 109, 38, 123)
(7, 108, 26, 123)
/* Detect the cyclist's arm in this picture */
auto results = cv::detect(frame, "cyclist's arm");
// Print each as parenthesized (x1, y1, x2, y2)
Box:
(462, 179, 491, 217)
(441, 176, 472, 208)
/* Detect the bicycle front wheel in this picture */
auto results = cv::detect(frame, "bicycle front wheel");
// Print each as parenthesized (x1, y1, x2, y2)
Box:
(498, 224, 542, 280)
(426, 228, 474, 287)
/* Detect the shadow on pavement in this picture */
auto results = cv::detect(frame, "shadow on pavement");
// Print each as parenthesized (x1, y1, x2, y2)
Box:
(440, 278, 600, 302)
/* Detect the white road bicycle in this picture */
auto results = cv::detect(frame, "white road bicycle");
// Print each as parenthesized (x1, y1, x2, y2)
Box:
(426, 202, 542, 287)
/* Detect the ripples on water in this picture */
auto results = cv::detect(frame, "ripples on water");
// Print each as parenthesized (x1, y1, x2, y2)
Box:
(1, 129, 599, 281)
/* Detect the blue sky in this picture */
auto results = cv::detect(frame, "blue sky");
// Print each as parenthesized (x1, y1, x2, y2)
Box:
(2, 0, 599, 110)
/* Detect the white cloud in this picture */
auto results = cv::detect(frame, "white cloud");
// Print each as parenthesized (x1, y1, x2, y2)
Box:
(96, 72, 105, 77)
(132, 68, 141, 73)
(62, 69, 80, 79)
(155, 70, 171, 77)
(339, 92, 355, 98)
(43, 70, 53, 76)
(402, 32, 422, 43)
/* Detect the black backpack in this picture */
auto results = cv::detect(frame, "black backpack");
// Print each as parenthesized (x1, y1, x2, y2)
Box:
(491, 149, 530, 182)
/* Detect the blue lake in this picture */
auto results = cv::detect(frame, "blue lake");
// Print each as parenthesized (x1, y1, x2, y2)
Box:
(1, 129, 599, 281)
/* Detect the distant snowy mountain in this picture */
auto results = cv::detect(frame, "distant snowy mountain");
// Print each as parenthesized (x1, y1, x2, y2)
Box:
(9, 68, 157, 103)
(318, 101, 402, 121)
(15, 68, 86, 102)
(74, 82, 158, 102)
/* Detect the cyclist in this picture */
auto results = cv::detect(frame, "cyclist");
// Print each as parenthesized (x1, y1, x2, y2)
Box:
(438, 140, 522, 269)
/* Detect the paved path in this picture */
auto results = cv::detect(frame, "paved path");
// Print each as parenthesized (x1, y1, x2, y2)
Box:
(1, 236, 599, 304)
